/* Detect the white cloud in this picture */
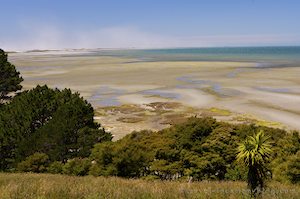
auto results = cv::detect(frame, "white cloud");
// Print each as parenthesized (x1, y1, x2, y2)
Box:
(0, 22, 298, 51)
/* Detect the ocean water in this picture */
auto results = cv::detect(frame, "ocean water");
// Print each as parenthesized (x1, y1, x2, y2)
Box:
(82, 46, 300, 63)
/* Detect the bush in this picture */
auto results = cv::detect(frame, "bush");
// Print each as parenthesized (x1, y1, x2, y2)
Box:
(225, 163, 248, 181)
(272, 157, 290, 183)
(47, 161, 64, 174)
(286, 151, 300, 184)
(17, 153, 49, 173)
(89, 142, 117, 176)
(62, 158, 91, 176)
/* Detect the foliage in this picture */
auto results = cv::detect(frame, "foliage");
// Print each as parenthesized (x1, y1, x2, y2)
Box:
(62, 158, 91, 176)
(90, 131, 152, 177)
(89, 119, 245, 179)
(237, 130, 273, 196)
(225, 163, 248, 181)
(47, 161, 64, 174)
(0, 49, 23, 104)
(89, 142, 117, 176)
(286, 151, 300, 184)
(17, 153, 49, 173)
(89, 117, 299, 185)
(0, 85, 112, 170)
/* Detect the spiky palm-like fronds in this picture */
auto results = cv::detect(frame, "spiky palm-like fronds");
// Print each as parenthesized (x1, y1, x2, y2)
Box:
(237, 130, 272, 166)
(237, 130, 273, 197)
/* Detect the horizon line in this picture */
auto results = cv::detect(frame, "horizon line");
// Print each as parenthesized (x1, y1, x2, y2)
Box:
(5, 45, 300, 53)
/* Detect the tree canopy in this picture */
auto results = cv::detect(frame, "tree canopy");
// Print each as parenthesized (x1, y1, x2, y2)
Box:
(87, 118, 300, 184)
(0, 49, 23, 104)
(0, 85, 112, 170)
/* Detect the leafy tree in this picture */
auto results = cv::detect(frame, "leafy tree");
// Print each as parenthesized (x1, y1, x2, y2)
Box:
(150, 159, 184, 180)
(89, 117, 241, 180)
(17, 152, 49, 173)
(237, 130, 273, 197)
(88, 117, 298, 183)
(90, 135, 151, 177)
(0, 49, 23, 104)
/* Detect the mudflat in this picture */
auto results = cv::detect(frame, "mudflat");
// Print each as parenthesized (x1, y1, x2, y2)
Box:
(9, 50, 300, 139)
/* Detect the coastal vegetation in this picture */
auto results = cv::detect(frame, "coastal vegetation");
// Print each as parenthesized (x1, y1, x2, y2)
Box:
(0, 49, 299, 198)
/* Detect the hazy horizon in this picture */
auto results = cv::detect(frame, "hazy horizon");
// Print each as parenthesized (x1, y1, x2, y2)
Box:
(4, 45, 299, 54)
(1, 0, 300, 51)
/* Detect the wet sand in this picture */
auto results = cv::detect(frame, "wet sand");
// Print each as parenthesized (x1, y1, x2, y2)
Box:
(8, 50, 300, 139)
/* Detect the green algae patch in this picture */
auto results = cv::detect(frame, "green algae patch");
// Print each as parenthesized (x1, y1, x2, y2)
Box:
(117, 117, 145, 123)
(208, 107, 232, 116)
(233, 114, 283, 129)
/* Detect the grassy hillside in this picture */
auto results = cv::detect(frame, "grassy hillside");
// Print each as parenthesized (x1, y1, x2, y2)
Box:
(0, 173, 299, 199)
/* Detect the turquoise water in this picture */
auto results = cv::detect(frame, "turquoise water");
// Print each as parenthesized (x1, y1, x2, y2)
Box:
(82, 46, 300, 63)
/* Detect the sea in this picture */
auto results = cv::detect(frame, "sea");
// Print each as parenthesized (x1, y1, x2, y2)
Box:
(79, 46, 300, 63)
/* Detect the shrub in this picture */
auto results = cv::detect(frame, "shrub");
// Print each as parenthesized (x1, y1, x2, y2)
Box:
(62, 158, 91, 176)
(47, 161, 64, 174)
(286, 151, 300, 184)
(17, 153, 49, 173)
(225, 163, 247, 181)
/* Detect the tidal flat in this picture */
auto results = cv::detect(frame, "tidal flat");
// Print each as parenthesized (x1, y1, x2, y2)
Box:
(9, 49, 300, 139)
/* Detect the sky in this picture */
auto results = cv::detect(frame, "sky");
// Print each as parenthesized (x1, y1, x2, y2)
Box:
(1, 0, 300, 50)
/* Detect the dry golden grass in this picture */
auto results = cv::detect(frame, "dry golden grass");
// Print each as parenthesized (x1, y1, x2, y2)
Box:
(0, 173, 299, 199)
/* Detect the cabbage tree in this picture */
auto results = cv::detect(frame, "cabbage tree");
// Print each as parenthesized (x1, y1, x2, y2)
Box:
(237, 130, 272, 197)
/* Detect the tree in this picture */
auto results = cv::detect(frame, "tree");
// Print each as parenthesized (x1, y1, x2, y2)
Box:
(0, 49, 23, 104)
(237, 130, 273, 197)
(0, 85, 112, 170)
(90, 137, 151, 178)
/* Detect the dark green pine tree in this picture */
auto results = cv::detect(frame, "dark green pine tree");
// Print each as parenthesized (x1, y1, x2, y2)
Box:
(0, 85, 112, 170)
(0, 49, 23, 104)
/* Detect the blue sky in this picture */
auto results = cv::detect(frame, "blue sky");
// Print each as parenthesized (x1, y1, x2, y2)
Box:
(1, 0, 300, 50)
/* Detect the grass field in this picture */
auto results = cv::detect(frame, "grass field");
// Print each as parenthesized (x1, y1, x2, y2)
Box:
(0, 173, 299, 199)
